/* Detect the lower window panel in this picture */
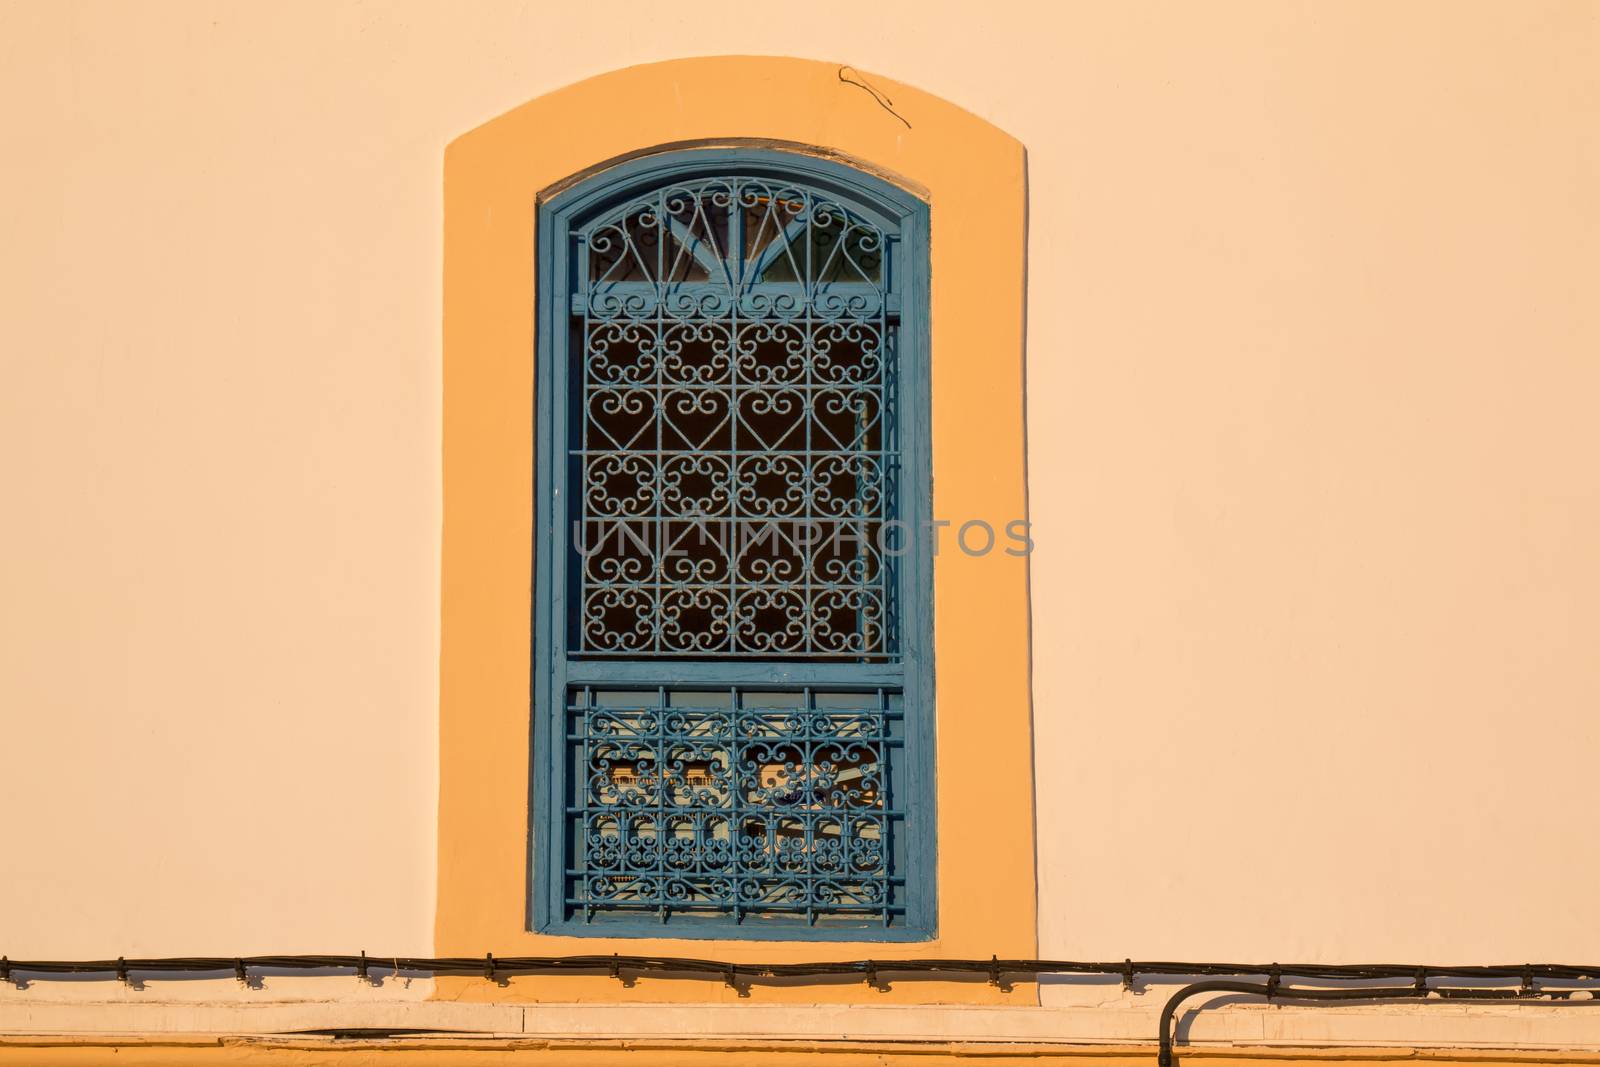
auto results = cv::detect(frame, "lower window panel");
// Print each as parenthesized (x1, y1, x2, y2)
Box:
(563, 685, 907, 931)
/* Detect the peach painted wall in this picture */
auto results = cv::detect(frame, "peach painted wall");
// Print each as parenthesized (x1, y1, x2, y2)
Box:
(2, 0, 1597, 975)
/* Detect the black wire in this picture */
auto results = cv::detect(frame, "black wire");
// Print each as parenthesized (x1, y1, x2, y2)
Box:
(1, 953, 1596, 982)
(1157, 981, 1594, 1067)
(3, 954, 1593, 1061)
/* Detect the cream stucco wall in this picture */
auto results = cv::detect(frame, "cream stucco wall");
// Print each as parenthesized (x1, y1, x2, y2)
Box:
(2, 0, 1597, 987)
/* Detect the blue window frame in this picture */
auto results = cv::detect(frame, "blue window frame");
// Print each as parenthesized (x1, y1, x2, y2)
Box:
(533, 148, 933, 939)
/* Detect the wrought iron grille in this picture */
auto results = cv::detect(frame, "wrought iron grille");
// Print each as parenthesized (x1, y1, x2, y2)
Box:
(573, 175, 899, 660)
(537, 152, 931, 937)
(565, 686, 905, 927)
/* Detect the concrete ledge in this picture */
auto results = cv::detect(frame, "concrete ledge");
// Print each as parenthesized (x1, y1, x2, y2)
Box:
(1, 1000, 1598, 1053)
(4, 1034, 1600, 1066)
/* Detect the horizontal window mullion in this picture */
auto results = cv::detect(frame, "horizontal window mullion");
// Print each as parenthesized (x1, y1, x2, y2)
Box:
(566, 806, 907, 815)
(566, 907, 909, 913)
(561, 659, 904, 687)
(571, 287, 901, 316)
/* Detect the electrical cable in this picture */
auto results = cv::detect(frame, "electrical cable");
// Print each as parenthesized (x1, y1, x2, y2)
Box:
(1157, 979, 1595, 1067)
(2, 954, 1594, 1062)
(4, 955, 1596, 982)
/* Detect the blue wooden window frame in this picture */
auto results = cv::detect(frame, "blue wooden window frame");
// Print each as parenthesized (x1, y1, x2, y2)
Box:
(532, 148, 934, 940)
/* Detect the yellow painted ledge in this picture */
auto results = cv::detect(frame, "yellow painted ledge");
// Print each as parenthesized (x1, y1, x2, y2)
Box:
(8, 1038, 1600, 1066)
(440, 54, 1034, 1005)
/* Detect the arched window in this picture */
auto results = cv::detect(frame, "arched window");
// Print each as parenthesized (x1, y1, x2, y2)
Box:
(533, 149, 933, 938)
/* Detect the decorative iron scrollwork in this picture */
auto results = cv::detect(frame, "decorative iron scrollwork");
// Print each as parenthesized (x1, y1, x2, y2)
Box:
(565, 687, 904, 927)
(552, 163, 919, 932)
(572, 175, 900, 661)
